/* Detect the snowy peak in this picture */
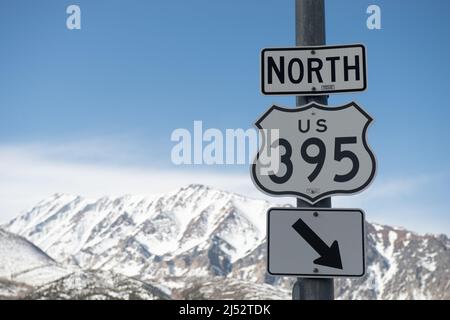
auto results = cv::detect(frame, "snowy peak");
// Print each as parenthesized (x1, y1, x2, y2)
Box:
(3, 185, 450, 300)
(5, 185, 270, 274)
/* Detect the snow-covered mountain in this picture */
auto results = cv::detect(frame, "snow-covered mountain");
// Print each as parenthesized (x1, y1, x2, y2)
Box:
(6, 185, 270, 279)
(0, 228, 69, 288)
(23, 270, 170, 300)
(0, 228, 169, 300)
(3, 184, 450, 299)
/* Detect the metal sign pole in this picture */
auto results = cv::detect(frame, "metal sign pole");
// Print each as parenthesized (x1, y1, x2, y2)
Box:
(292, 0, 334, 300)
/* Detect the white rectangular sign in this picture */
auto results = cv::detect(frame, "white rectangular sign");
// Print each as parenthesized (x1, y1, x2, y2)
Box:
(261, 44, 367, 96)
(267, 208, 366, 277)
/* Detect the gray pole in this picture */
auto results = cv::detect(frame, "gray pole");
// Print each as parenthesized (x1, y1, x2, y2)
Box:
(292, 0, 334, 300)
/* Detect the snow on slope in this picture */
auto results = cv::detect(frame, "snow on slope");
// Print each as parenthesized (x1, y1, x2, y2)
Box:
(0, 228, 69, 286)
(4, 184, 450, 299)
(24, 270, 170, 300)
(173, 277, 290, 300)
(5, 185, 270, 276)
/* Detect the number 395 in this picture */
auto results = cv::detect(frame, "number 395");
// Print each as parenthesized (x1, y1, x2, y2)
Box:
(268, 137, 360, 184)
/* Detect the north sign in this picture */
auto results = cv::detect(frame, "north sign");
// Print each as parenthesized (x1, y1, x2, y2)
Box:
(261, 44, 367, 96)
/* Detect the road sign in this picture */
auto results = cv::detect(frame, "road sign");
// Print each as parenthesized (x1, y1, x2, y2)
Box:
(267, 208, 366, 277)
(251, 101, 376, 204)
(261, 44, 367, 96)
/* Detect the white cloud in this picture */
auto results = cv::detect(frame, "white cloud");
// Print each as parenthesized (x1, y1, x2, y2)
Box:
(333, 174, 433, 209)
(0, 142, 287, 223)
(333, 174, 450, 235)
(0, 142, 447, 236)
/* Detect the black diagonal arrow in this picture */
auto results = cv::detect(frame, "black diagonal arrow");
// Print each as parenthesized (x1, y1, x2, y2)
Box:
(292, 218, 343, 270)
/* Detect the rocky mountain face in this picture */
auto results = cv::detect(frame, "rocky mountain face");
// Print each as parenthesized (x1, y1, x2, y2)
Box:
(23, 270, 170, 300)
(2, 184, 450, 299)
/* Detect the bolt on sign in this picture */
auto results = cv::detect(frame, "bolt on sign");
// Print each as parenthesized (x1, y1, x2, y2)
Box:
(261, 44, 367, 96)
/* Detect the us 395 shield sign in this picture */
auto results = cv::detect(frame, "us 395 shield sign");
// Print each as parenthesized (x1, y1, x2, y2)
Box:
(251, 102, 376, 204)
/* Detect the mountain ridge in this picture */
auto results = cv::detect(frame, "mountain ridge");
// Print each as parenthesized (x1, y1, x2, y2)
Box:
(3, 184, 450, 299)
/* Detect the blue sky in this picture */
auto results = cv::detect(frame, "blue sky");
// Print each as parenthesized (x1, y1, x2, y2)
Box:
(1, 0, 450, 235)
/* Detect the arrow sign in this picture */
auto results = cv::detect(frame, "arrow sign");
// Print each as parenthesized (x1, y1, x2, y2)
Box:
(292, 218, 343, 270)
(267, 208, 365, 277)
